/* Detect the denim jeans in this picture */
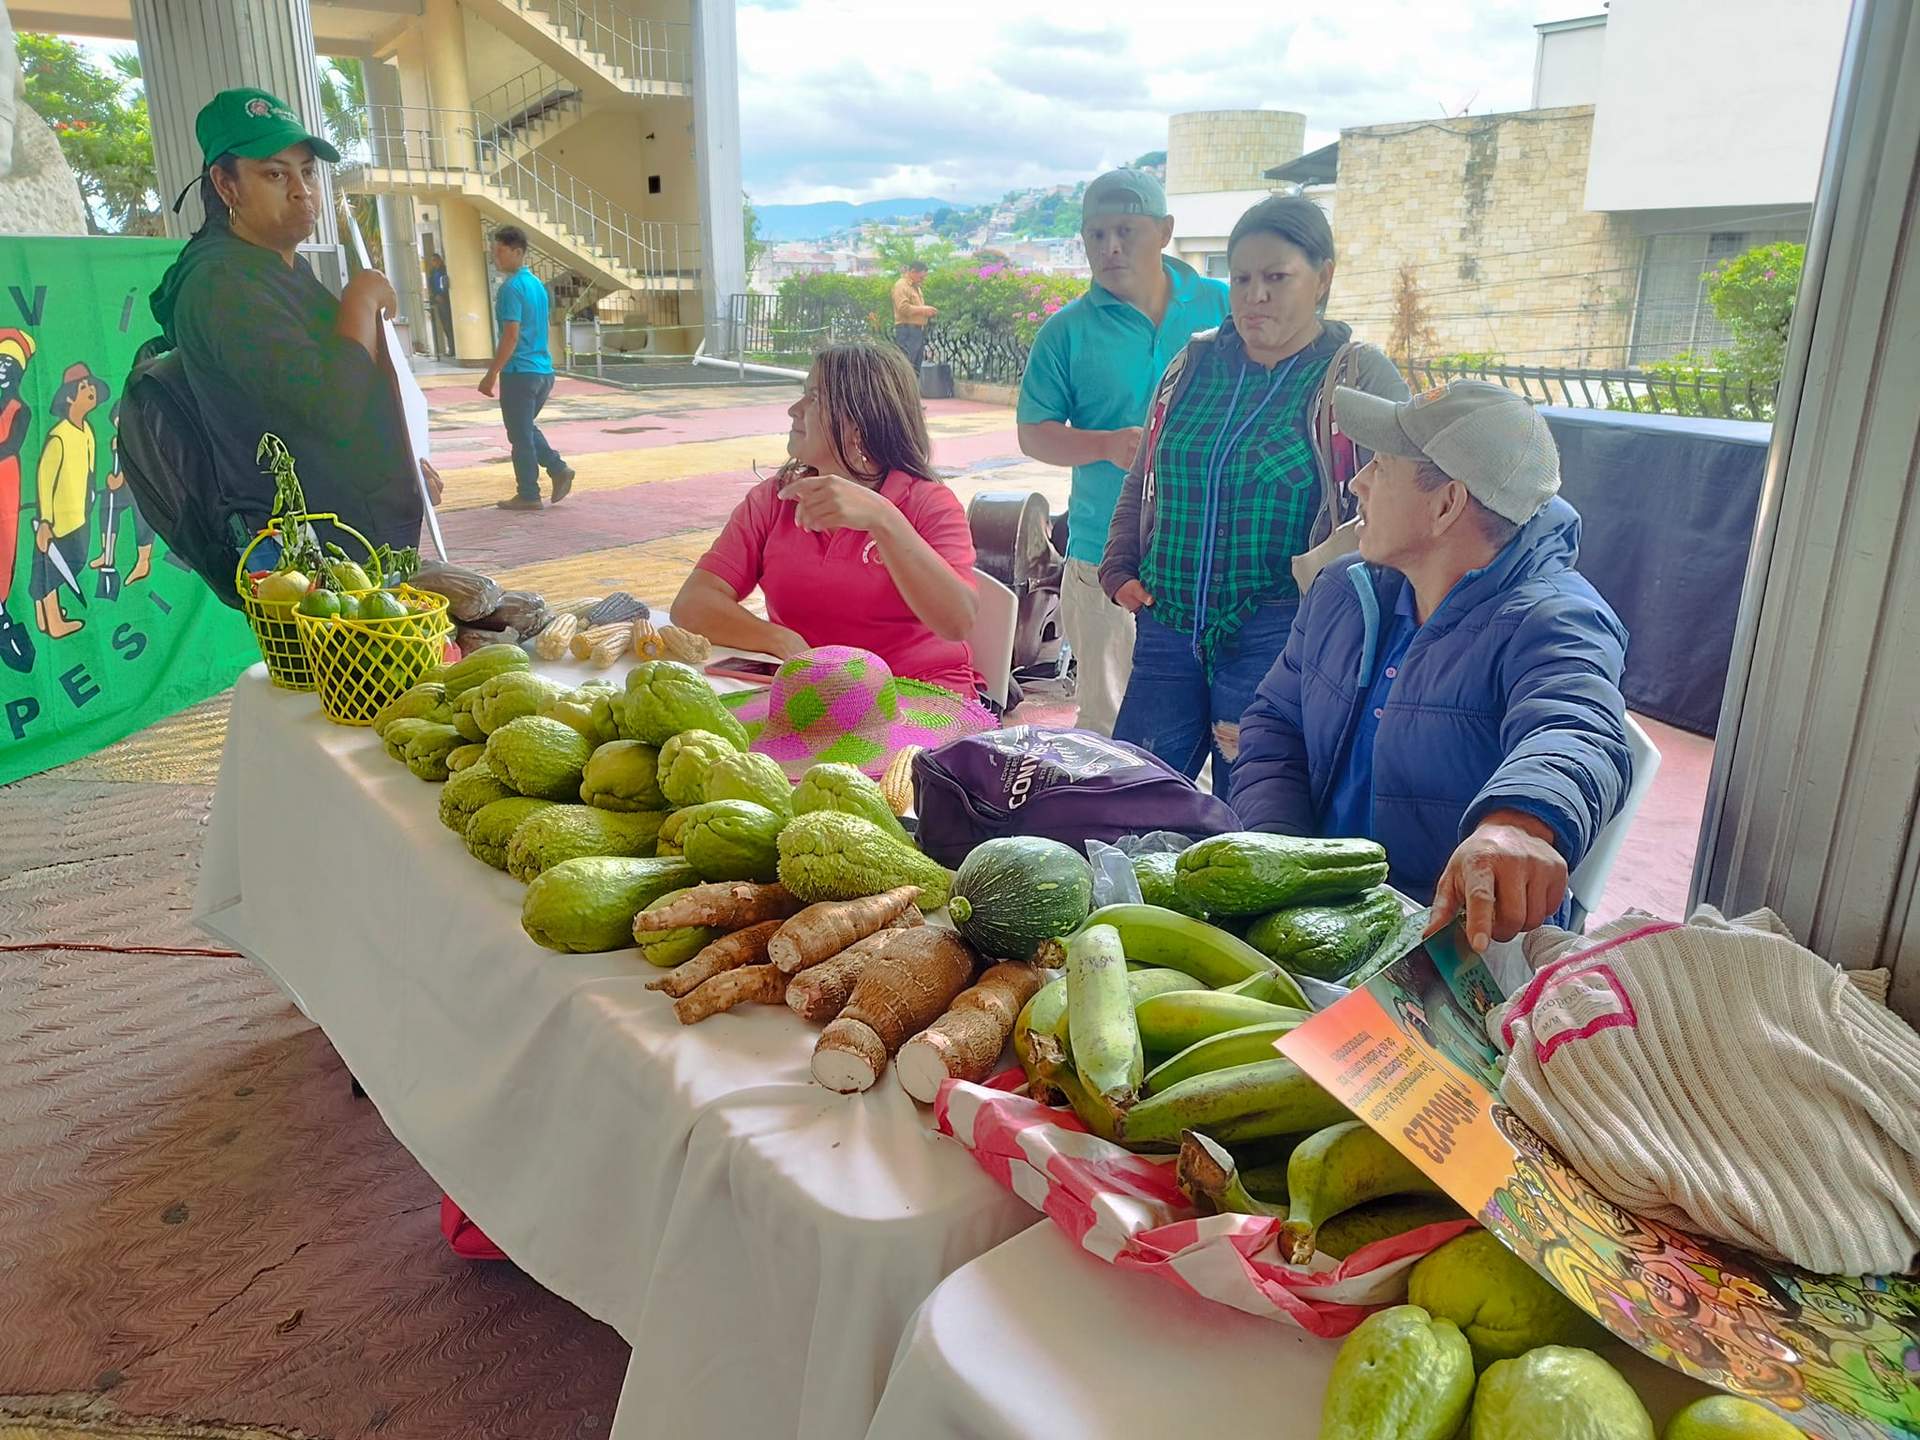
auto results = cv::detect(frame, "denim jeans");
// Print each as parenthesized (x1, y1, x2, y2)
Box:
(1113, 601, 1299, 794)
(499, 371, 564, 500)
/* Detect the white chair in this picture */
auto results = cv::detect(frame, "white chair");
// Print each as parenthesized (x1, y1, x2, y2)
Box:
(969, 568, 1018, 710)
(1566, 714, 1663, 931)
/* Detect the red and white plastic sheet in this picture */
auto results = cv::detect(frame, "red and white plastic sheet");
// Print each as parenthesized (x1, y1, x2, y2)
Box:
(935, 1073, 1473, 1337)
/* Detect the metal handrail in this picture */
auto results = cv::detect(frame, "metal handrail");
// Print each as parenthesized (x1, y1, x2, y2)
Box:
(502, 0, 691, 88)
(471, 64, 582, 151)
(1405, 357, 1778, 420)
(336, 102, 702, 288)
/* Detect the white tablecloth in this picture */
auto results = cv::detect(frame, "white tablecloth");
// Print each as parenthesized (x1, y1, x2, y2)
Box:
(195, 663, 1037, 1440)
(866, 1219, 1720, 1440)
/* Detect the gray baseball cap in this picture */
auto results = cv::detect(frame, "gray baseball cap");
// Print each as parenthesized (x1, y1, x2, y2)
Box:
(1335, 380, 1561, 524)
(1082, 168, 1168, 221)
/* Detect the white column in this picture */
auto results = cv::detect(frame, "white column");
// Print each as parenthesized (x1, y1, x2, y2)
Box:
(362, 56, 429, 349)
(421, 0, 490, 361)
(1691, 0, 1920, 1019)
(130, 0, 342, 271)
(689, 0, 745, 351)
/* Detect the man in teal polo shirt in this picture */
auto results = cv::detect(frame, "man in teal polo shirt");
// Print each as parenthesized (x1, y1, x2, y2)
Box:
(1017, 169, 1229, 733)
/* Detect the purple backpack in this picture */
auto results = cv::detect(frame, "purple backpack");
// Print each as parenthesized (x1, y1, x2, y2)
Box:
(911, 725, 1240, 866)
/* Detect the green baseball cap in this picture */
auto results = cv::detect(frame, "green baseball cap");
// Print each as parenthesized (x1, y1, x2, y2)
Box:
(1082, 168, 1168, 221)
(195, 87, 339, 167)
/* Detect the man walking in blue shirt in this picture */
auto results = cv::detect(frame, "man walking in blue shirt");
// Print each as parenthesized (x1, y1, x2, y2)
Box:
(480, 226, 574, 511)
(1016, 169, 1229, 733)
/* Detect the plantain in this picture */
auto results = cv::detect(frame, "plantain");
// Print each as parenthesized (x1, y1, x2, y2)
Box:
(1313, 1194, 1467, 1260)
(1027, 1032, 1121, 1141)
(1239, 1160, 1293, 1202)
(1116, 1056, 1348, 1148)
(1038, 904, 1308, 1002)
(1220, 968, 1311, 1005)
(1282, 1120, 1448, 1263)
(1064, 923, 1143, 1106)
(1144, 1020, 1304, 1094)
(1177, 1131, 1284, 1217)
(1013, 976, 1069, 1099)
(1134, 989, 1309, 1054)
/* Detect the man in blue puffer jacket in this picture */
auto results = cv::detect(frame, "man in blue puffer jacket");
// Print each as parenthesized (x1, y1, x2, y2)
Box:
(1229, 380, 1630, 949)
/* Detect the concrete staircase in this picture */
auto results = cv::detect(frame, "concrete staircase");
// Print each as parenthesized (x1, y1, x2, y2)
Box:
(473, 65, 588, 165)
(461, 0, 691, 103)
(336, 103, 700, 296)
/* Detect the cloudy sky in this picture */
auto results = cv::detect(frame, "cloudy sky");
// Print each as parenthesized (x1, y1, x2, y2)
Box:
(738, 0, 1597, 205)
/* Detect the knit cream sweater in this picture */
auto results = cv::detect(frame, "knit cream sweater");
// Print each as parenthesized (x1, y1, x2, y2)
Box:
(1490, 907, 1920, 1276)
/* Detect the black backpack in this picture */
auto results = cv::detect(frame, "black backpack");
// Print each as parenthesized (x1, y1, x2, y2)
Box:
(117, 343, 250, 608)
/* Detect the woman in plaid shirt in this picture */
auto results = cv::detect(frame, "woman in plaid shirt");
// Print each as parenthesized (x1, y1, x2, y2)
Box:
(1099, 196, 1407, 791)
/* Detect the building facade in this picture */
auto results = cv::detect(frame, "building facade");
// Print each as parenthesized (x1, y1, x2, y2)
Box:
(1165, 108, 1306, 279)
(17, 0, 744, 363)
(1280, 0, 1844, 370)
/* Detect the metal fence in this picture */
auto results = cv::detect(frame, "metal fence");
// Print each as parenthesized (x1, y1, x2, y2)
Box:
(1405, 359, 1777, 421)
(726, 293, 1031, 384)
(723, 303, 1780, 414)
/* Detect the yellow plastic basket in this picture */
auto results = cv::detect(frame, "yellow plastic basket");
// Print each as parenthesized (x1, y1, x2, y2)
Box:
(294, 584, 453, 726)
(234, 514, 376, 692)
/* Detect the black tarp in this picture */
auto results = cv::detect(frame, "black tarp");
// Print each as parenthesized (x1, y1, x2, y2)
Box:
(1542, 407, 1772, 737)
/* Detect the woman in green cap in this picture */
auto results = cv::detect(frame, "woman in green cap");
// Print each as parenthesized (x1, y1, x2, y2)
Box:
(145, 87, 437, 559)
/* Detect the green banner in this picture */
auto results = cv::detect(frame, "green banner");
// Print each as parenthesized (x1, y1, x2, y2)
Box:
(0, 236, 260, 787)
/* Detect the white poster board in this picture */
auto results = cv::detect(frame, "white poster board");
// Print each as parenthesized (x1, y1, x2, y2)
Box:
(340, 203, 448, 560)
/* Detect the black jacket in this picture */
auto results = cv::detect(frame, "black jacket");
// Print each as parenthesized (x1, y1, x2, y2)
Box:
(149, 217, 422, 550)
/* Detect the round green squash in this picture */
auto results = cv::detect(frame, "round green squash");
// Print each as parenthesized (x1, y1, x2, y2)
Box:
(947, 837, 1094, 962)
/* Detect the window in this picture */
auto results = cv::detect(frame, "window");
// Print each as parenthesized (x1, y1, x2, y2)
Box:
(1629, 226, 1805, 364)
(1204, 252, 1229, 279)
(648, 175, 663, 195)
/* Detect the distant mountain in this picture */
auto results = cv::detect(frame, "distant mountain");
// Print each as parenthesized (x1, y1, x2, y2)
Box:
(753, 197, 955, 242)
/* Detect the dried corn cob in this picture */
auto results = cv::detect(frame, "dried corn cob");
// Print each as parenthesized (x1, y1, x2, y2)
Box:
(882, 745, 921, 816)
(660, 626, 712, 664)
(573, 621, 628, 662)
(535, 612, 581, 660)
(586, 625, 630, 668)
(556, 595, 605, 620)
(632, 619, 667, 660)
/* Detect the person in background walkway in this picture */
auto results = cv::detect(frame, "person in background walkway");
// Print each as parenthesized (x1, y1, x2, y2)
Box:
(147, 87, 432, 554)
(672, 341, 981, 698)
(1229, 381, 1631, 946)
(480, 225, 574, 513)
(426, 251, 454, 357)
(1100, 195, 1408, 791)
(891, 262, 936, 372)
(1017, 168, 1229, 735)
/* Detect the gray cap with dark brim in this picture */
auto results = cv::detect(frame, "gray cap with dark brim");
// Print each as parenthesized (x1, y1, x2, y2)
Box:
(1335, 380, 1561, 525)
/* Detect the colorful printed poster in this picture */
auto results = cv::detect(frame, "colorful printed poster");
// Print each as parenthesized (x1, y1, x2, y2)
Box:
(1280, 926, 1920, 1440)
(0, 237, 259, 786)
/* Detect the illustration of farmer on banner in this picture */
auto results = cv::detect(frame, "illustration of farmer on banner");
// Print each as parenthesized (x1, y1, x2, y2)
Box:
(0, 325, 35, 673)
(89, 401, 153, 598)
(32, 360, 109, 642)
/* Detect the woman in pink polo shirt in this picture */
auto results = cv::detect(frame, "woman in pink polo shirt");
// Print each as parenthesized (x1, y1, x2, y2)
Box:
(672, 341, 983, 697)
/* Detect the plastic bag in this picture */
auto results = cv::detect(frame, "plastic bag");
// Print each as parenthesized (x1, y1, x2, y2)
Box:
(1085, 831, 1194, 908)
(936, 1074, 1473, 1335)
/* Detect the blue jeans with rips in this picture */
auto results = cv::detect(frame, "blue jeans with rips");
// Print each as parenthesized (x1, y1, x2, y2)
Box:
(1113, 600, 1300, 795)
